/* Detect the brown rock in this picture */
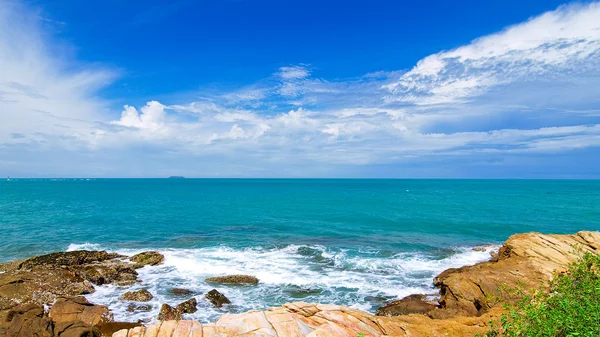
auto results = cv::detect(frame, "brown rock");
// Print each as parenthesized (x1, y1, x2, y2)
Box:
(175, 298, 197, 314)
(157, 304, 182, 321)
(9, 250, 124, 271)
(75, 262, 138, 286)
(169, 288, 195, 296)
(49, 297, 113, 326)
(0, 304, 54, 337)
(120, 289, 153, 302)
(130, 252, 164, 267)
(205, 289, 231, 308)
(376, 294, 437, 317)
(205, 274, 259, 285)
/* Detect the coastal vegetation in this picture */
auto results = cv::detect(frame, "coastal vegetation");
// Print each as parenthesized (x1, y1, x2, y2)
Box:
(484, 252, 600, 337)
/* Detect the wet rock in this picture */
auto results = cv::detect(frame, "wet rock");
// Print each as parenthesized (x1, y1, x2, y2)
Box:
(175, 298, 197, 314)
(205, 275, 259, 285)
(49, 297, 113, 326)
(205, 289, 231, 308)
(375, 294, 437, 317)
(126, 303, 152, 312)
(120, 289, 153, 302)
(169, 288, 195, 296)
(0, 304, 54, 337)
(157, 304, 181, 321)
(130, 252, 164, 267)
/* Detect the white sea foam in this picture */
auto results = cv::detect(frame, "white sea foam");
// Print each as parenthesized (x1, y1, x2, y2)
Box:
(78, 243, 499, 323)
(67, 243, 104, 251)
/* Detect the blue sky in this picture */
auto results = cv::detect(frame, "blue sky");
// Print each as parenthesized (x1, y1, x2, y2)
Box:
(1, 0, 599, 177)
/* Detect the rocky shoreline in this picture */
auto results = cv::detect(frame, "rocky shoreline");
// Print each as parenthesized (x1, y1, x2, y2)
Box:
(1, 231, 598, 337)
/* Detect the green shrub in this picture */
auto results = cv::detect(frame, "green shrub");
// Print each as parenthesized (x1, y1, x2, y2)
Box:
(485, 252, 600, 337)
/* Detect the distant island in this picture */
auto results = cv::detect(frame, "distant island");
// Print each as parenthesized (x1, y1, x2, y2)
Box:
(167, 176, 185, 179)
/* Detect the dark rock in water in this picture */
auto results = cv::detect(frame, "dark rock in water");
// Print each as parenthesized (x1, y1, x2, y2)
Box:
(170, 288, 195, 296)
(175, 298, 197, 314)
(0, 304, 54, 337)
(126, 303, 152, 312)
(284, 286, 322, 298)
(205, 275, 259, 285)
(205, 289, 231, 308)
(130, 251, 164, 267)
(120, 289, 153, 302)
(157, 304, 181, 321)
(376, 294, 437, 317)
(49, 297, 113, 326)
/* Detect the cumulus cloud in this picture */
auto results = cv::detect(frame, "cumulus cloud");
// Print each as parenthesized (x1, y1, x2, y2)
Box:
(112, 101, 166, 130)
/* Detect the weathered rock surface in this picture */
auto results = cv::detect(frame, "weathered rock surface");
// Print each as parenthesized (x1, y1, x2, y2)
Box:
(205, 275, 259, 285)
(205, 289, 231, 308)
(114, 231, 600, 337)
(129, 252, 164, 268)
(375, 294, 437, 317)
(120, 289, 154, 302)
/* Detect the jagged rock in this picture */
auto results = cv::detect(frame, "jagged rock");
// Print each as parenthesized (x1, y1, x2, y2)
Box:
(205, 274, 259, 285)
(129, 252, 164, 267)
(205, 289, 231, 308)
(120, 289, 153, 302)
(157, 304, 181, 321)
(75, 262, 138, 286)
(49, 297, 113, 326)
(126, 303, 152, 312)
(169, 288, 195, 296)
(53, 320, 102, 337)
(375, 294, 437, 317)
(175, 298, 197, 314)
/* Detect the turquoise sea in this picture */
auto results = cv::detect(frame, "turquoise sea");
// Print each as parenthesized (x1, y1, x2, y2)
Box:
(1, 179, 599, 322)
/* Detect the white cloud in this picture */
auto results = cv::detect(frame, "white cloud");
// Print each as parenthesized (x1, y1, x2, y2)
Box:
(384, 2, 600, 105)
(112, 101, 166, 130)
(2, 1, 600, 177)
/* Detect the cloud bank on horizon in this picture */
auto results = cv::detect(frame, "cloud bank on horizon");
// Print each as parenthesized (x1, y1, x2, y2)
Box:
(1, 1, 600, 177)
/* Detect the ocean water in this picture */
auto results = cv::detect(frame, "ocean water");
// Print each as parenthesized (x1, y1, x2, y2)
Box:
(1, 179, 599, 323)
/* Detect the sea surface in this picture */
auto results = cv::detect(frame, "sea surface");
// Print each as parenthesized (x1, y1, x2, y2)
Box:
(1, 179, 599, 323)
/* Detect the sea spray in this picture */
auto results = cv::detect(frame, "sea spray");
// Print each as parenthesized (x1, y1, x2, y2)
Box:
(78, 243, 498, 323)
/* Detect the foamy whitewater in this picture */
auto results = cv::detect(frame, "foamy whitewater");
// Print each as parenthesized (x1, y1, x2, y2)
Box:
(69, 243, 498, 323)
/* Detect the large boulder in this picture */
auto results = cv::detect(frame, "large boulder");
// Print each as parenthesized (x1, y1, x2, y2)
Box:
(205, 289, 231, 308)
(120, 289, 153, 302)
(129, 252, 164, 267)
(376, 294, 437, 317)
(205, 275, 259, 285)
(49, 297, 113, 326)
(433, 231, 600, 316)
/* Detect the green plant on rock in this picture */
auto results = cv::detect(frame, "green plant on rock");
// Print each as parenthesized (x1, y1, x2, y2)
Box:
(484, 252, 600, 337)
